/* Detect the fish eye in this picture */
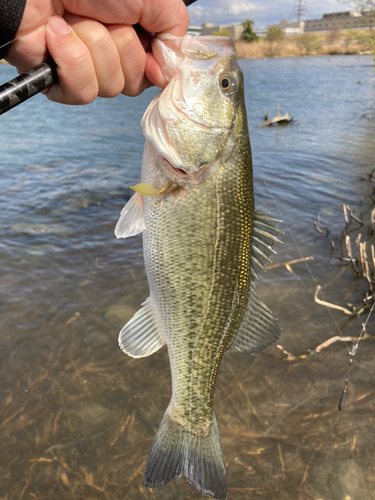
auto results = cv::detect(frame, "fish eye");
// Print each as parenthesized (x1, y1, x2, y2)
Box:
(220, 75, 236, 94)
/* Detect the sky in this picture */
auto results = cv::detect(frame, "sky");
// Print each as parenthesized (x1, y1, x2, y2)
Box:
(188, 0, 356, 29)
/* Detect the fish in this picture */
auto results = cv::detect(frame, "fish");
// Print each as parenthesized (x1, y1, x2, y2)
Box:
(115, 34, 282, 500)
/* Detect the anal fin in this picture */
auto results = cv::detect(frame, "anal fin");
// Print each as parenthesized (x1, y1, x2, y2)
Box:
(229, 287, 281, 355)
(119, 297, 165, 358)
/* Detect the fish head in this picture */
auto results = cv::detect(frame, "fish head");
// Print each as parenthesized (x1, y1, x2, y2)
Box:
(142, 35, 246, 183)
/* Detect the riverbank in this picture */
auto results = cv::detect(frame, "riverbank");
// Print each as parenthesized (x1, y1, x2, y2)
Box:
(236, 30, 375, 59)
(1, 31, 374, 65)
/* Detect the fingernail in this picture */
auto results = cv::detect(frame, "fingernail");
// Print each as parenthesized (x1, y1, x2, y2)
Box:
(49, 16, 71, 35)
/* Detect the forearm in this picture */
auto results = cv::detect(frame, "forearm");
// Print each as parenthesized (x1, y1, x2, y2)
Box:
(0, 0, 27, 59)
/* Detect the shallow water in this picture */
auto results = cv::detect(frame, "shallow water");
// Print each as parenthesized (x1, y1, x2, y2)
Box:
(0, 55, 375, 500)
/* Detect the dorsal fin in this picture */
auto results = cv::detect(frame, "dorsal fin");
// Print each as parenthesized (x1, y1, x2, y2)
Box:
(251, 211, 283, 278)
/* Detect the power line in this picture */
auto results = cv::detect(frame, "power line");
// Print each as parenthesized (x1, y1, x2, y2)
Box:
(292, 0, 308, 22)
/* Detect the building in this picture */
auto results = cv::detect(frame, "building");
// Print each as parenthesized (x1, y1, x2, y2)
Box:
(268, 19, 305, 35)
(187, 25, 202, 36)
(255, 28, 268, 38)
(304, 10, 375, 32)
(201, 23, 244, 40)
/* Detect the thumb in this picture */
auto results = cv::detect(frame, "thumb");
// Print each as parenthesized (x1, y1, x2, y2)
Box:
(45, 16, 98, 105)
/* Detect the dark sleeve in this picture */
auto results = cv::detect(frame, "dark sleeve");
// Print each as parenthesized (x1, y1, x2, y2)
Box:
(0, 0, 27, 60)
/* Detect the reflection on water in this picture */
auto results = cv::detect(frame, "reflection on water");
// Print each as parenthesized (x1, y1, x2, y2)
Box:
(0, 56, 375, 499)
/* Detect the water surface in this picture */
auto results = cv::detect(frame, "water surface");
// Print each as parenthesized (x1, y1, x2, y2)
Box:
(0, 56, 375, 500)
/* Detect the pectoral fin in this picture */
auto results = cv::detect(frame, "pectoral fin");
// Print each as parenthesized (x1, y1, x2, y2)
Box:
(115, 192, 145, 239)
(119, 297, 166, 358)
(228, 288, 281, 355)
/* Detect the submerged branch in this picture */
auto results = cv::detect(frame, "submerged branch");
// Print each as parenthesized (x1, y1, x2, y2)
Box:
(314, 285, 355, 316)
(276, 329, 372, 362)
(265, 256, 314, 270)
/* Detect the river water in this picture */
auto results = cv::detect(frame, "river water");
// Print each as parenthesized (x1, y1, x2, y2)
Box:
(0, 55, 375, 500)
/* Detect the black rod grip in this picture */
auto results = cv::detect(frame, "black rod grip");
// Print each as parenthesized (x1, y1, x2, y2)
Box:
(0, 61, 57, 115)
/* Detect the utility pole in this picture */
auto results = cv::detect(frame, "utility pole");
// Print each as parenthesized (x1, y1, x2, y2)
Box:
(293, 0, 307, 22)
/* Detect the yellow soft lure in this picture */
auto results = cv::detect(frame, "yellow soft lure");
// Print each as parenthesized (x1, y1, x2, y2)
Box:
(130, 182, 173, 196)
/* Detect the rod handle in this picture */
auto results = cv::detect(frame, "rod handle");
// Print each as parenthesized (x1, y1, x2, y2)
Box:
(0, 61, 57, 116)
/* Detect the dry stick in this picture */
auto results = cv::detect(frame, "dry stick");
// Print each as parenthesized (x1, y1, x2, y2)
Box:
(314, 285, 354, 316)
(360, 241, 366, 276)
(299, 446, 321, 490)
(315, 335, 359, 352)
(265, 256, 314, 270)
(362, 242, 373, 292)
(343, 203, 363, 225)
(371, 207, 375, 229)
(343, 204, 350, 225)
(278, 442, 286, 479)
(355, 233, 362, 250)
(314, 221, 324, 236)
(345, 235, 359, 273)
(276, 334, 359, 361)
(348, 208, 363, 225)
(257, 113, 291, 127)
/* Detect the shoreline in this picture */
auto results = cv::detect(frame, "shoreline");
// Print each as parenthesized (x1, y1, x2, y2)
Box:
(235, 50, 374, 60)
(235, 30, 375, 60)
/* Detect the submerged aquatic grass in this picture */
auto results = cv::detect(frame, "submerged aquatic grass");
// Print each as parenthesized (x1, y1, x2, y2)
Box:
(2, 301, 375, 500)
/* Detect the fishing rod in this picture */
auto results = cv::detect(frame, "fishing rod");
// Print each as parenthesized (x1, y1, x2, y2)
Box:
(0, 0, 197, 116)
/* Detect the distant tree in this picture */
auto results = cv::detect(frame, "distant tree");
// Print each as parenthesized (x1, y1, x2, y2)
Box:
(213, 28, 233, 37)
(241, 20, 259, 42)
(266, 26, 283, 42)
(297, 33, 320, 54)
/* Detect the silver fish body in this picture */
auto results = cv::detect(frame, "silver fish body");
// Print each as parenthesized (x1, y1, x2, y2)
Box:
(115, 35, 282, 500)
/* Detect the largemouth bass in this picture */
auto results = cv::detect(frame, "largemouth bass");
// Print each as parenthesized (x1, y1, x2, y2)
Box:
(115, 34, 282, 500)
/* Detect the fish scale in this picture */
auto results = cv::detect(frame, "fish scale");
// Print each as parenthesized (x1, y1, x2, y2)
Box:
(144, 144, 253, 427)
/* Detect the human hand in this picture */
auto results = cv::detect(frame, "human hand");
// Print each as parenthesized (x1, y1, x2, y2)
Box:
(5, 0, 189, 104)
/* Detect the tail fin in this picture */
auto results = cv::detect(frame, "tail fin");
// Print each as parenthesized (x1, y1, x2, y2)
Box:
(144, 409, 227, 500)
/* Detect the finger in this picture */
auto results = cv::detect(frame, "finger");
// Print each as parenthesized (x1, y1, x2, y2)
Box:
(5, 26, 49, 72)
(45, 16, 98, 105)
(65, 15, 124, 98)
(63, 0, 189, 35)
(107, 25, 150, 97)
(145, 52, 167, 89)
(139, 0, 190, 36)
(5, 1, 63, 70)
